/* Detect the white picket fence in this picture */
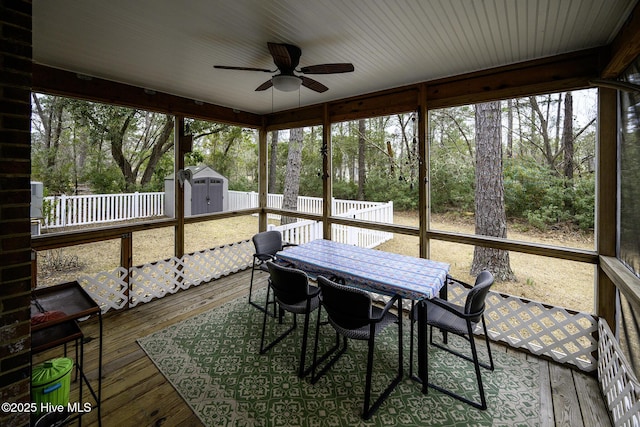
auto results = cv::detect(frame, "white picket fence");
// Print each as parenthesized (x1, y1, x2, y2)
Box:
(41, 191, 393, 249)
(227, 190, 394, 247)
(227, 190, 390, 218)
(42, 192, 164, 228)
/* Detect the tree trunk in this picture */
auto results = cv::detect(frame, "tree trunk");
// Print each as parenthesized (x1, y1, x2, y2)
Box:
(529, 96, 555, 169)
(357, 119, 366, 200)
(109, 111, 137, 191)
(562, 92, 574, 180)
(471, 101, 516, 281)
(139, 115, 174, 188)
(506, 99, 513, 158)
(32, 94, 66, 191)
(281, 128, 303, 225)
(268, 130, 278, 193)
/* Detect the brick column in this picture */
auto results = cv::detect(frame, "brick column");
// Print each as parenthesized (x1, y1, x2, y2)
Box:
(0, 1, 32, 426)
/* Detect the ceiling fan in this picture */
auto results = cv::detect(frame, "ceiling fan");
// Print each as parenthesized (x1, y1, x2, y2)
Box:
(214, 42, 354, 93)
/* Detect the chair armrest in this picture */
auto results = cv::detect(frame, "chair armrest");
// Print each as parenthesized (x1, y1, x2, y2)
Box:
(372, 294, 401, 321)
(255, 253, 276, 262)
(427, 297, 483, 321)
(307, 285, 321, 298)
(282, 242, 298, 248)
(427, 297, 465, 317)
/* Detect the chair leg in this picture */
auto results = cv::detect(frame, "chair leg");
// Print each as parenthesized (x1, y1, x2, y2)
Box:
(426, 321, 490, 410)
(362, 303, 404, 420)
(311, 307, 345, 384)
(260, 287, 296, 354)
(249, 259, 277, 316)
(363, 327, 376, 418)
(481, 317, 495, 371)
(249, 258, 257, 304)
(469, 331, 487, 410)
(298, 310, 312, 378)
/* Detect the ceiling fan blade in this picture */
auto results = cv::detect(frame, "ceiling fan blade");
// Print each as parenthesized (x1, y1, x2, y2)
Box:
(300, 63, 354, 74)
(301, 76, 328, 93)
(214, 65, 274, 73)
(268, 42, 301, 71)
(255, 79, 273, 91)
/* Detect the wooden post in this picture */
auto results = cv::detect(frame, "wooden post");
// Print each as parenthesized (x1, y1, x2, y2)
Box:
(31, 250, 38, 289)
(175, 116, 185, 258)
(596, 87, 618, 329)
(322, 104, 332, 240)
(121, 232, 133, 308)
(418, 84, 430, 259)
(258, 124, 268, 232)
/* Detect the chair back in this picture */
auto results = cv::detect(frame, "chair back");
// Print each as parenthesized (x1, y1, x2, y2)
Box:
(266, 261, 310, 305)
(464, 271, 494, 322)
(253, 230, 283, 257)
(318, 276, 371, 329)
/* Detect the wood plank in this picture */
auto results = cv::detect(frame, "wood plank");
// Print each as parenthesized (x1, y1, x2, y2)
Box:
(76, 274, 264, 370)
(601, 0, 640, 78)
(425, 48, 602, 110)
(596, 87, 619, 327)
(29, 268, 614, 426)
(32, 64, 262, 128)
(550, 362, 584, 426)
(328, 86, 419, 123)
(538, 359, 555, 427)
(264, 49, 604, 130)
(601, 255, 640, 312)
(573, 370, 614, 427)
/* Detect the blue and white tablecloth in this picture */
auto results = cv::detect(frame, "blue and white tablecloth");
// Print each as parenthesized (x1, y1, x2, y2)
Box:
(276, 239, 450, 300)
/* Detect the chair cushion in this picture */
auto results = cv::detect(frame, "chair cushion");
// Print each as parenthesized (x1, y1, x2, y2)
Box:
(330, 306, 397, 341)
(276, 289, 320, 315)
(421, 300, 476, 336)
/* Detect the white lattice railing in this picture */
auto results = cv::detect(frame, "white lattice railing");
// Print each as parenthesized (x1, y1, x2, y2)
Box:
(447, 281, 599, 372)
(76, 240, 254, 312)
(599, 319, 640, 427)
(77, 241, 595, 373)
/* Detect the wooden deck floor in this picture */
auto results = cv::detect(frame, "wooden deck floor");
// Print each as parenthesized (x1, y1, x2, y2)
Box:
(32, 269, 613, 427)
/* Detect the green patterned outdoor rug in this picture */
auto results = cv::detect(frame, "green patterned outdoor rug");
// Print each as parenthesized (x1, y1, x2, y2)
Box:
(138, 290, 540, 426)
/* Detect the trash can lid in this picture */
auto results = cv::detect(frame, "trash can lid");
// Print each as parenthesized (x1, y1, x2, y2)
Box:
(32, 358, 73, 387)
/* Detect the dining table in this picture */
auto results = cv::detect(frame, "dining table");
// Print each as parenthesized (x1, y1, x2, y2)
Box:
(275, 238, 450, 391)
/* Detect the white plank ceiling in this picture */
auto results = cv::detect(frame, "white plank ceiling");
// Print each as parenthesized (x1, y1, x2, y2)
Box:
(33, 0, 637, 114)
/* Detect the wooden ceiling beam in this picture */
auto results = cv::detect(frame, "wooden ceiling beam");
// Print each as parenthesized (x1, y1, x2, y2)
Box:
(601, 0, 640, 79)
(31, 64, 262, 127)
(426, 47, 605, 109)
(34, 47, 605, 131)
(265, 48, 604, 129)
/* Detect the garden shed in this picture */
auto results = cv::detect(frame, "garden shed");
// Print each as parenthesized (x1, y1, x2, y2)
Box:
(164, 165, 229, 217)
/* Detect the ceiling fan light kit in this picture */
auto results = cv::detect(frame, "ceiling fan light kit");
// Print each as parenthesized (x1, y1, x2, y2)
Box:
(272, 75, 302, 92)
(214, 42, 354, 93)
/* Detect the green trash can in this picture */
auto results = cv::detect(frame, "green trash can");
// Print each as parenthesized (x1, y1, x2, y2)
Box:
(32, 358, 73, 416)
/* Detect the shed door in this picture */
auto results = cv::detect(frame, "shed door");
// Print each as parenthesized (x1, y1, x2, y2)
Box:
(191, 178, 209, 215)
(191, 178, 224, 215)
(209, 179, 223, 212)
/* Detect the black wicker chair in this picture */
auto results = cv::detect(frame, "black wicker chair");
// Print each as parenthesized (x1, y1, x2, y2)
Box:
(311, 276, 403, 420)
(259, 261, 320, 377)
(249, 230, 295, 313)
(410, 270, 495, 409)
